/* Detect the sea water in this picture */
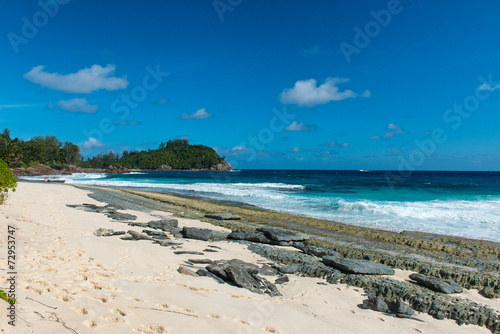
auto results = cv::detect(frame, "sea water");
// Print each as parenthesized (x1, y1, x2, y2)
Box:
(23, 170, 500, 242)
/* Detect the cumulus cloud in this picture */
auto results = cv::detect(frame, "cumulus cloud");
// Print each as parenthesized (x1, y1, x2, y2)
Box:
(82, 137, 106, 150)
(181, 108, 213, 120)
(57, 98, 98, 113)
(24, 64, 128, 93)
(384, 123, 405, 138)
(279, 77, 368, 107)
(285, 121, 317, 132)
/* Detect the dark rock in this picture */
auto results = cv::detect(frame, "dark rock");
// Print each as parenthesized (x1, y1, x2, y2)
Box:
(227, 231, 272, 244)
(181, 227, 213, 241)
(409, 273, 463, 294)
(188, 258, 214, 264)
(142, 229, 170, 239)
(93, 228, 125, 237)
(322, 257, 395, 275)
(205, 213, 241, 220)
(479, 286, 500, 299)
(207, 245, 222, 249)
(128, 222, 149, 228)
(275, 276, 289, 285)
(154, 240, 183, 247)
(196, 269, 208, 276)
(296, 244, 339, 258)
(388, 299, 414, 316)
(11, 167, 27, 177)
(203, 248, 218, 252)
(206, 259, 281, 296)
(126, 230, 153, 241)
(259, 264, 278, 276)
(147, 219, 179, 230)
(279, 264, 302, 274)
(105, 165, 129, 174)
(362, 297, 389, 313)
(257, 227, 308, 244)
(177, 266, 198, 276)
(174, 251, 204, 255)
(107, 212, 137, 221)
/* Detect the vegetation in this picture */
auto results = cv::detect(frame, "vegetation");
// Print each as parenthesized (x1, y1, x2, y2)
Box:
(0, 129, 226, 171)
(80, 139, 224, 170)
(0, 129, 81, 167)
(0, 289, 15, 305)
(0, 158, 16, 204)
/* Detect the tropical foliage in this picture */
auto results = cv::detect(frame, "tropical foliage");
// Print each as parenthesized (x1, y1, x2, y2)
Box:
(0, 158, 16, 204)
(80, 139, 224, 169)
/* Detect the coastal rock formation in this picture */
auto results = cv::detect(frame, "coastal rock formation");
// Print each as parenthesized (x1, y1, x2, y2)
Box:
(105, 165, 129, 174)
(294, 243, 340, 258)
(209, 160, 233, 171)
(181, 227, 213, 241)
(227, 231, 273, 244)
(147, 219, 180, 232)
(126, 230, 154, 240)
(322, 257, 395, 275)
(158, 164, 173, 171)
(11, 167, 28, 176)
(205, 213, 241, 220)
(206, 259, 281, 296)
(257, 226, 309, 245)
(409, 273, 463, 294)
(93, 228, 125, 237)
(27, 164, 56, 176)
(362, 296, 389, 313)
(177, 266, 198, 276)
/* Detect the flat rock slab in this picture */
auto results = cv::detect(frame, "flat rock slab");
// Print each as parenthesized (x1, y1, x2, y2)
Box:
(174, 251, 204, 255)
(322, 257, 395, 275)
(107, 212, 137, 221)
(148, 219, 179, 230)
(228, 231, 272, 244)
(181, 227, 213, 241)
(409, 273, 463, 294)
(177, 266, 198, 276)
(205, 213, 241, 220)
(126, 230, 153, 241)
(257, 227, 308, 243)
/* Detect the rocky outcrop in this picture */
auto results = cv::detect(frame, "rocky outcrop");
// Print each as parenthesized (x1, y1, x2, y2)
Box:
(206, 259, 281, 296)
(158, 164, 173, 171)
(257, 227, 308, 245)
(26, 164, 56, 176)
(181, 227, 213, 241)
(322, 257, 395, 275)
(409, 273, 463, 294)
(228, 231, 273, 244)
(105, 165, 129, 174)
(210, 160, 233, 171)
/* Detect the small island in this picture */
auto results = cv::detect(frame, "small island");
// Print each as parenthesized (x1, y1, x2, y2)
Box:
(0, 129, 232, 176)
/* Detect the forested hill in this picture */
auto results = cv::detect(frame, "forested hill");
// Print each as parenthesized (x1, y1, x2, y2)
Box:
(80, 139, 230, 170)
(0, 129, 231, 171)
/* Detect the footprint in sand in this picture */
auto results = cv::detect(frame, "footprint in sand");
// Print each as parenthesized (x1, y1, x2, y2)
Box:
(264, 327, 279, 333)
(110, 308, 127, 316)
(100, 316, 124, 323)
(92, 296, 108, 303)
(134, 324, 166, 333)
(208, 313, 221, 319)
(56, 295, 74, 302)
(73, 307, 89, 315)
(82, 320, 98, 328)
(130, 297, 144, 302)
(235, 319, 249, 325)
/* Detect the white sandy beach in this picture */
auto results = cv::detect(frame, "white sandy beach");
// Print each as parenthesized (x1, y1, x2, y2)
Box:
(0, 182, 496, 334)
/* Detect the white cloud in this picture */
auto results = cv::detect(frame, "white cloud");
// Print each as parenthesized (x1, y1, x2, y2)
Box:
(479, 83, 500, 91)
(321, 141, 349, 148)
(24, 64, 128, 93)
(181, 108, 213, 120)
(370, 135, 381, 140)
(279, 77, 367, 107)
(82, 137, 105, 150)
(57, 98, 98, 113)
(361, 90, 371, 98)
(285, 121, 316, 132)
(232, 145, 248, 151)
(384, 123, 405, 138)
(0, 104, 38, 109)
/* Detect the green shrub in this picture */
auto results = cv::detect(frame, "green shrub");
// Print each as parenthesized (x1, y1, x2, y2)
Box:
(0, 158, 16, 204)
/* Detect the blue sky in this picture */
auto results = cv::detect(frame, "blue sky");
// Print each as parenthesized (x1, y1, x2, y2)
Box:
(2, 0, 500, 170)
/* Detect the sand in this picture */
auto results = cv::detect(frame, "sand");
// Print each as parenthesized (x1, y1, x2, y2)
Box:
(0, 182, 495, 333)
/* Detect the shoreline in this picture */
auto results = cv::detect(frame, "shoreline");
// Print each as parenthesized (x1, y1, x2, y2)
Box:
(1, 182, 498, 333)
